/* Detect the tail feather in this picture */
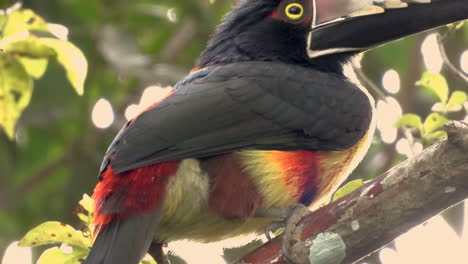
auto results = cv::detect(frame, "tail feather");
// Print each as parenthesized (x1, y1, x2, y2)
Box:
(85, 208, 161, 264)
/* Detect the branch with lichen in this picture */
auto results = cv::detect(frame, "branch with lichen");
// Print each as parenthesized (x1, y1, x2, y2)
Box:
(235, 121, 468, 264)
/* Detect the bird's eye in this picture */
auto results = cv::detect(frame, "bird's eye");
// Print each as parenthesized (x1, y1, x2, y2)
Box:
(284, 2, 304, 21)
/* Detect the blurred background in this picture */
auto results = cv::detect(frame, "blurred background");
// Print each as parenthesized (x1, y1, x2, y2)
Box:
(0, 0, 467, 263)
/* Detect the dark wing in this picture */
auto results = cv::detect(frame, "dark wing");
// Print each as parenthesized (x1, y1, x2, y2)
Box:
(104, 61, 372, 174)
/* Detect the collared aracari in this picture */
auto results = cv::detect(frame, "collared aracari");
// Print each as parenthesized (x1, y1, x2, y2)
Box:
(85, 0, 468, 263)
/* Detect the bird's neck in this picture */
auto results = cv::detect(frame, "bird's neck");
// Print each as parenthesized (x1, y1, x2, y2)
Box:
(197, 21, 349, 74)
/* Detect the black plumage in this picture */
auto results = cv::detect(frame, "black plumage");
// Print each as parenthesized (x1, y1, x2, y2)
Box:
(107, 61, 372, 173)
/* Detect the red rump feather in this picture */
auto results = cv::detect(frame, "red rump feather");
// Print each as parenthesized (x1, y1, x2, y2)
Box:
(92, 162, 180, 231)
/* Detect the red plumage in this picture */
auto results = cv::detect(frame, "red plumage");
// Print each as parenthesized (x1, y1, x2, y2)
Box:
(92, 161, 180, 231)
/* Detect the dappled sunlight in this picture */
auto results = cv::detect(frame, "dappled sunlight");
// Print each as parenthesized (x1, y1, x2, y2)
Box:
(382, 69, 400, 94)
(2, 242, 31, 264)
(380, 212, 468, 264)
(91, 98, 114, 129)
(376, 97, 402, 144)
(168, 234, 263, 264)
(421, 34, 443, 74)
(47, 23, 69, 40)
(461, 50, 468, 74)
(124, 85, 171, 120)
(395, 138, 423, 158)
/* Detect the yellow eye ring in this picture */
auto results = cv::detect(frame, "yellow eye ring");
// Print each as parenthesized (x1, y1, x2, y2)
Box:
(284, 3, 304, 21)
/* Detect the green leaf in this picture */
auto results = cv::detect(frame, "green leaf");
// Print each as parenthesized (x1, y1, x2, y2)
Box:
(417, 72, 449, 104)
(446, 91, 468, 110)
(333, 179, 364, 201)
(425, 130, 448, 143)
(2, 37, 57, 57)
(18, 57, 48, 79)
(423, 113, 449, 136)
(77, 194, 94, 225)
(0, 54, 33, 139)
(2, 9, 28, 38)
(223, 239, 263, 263)
(37, 38, 87, 95)
(37, 246, 88, 264)
(79, 194, 95, 214)
(19, 9, 50, 32)
(140, 254, 158, 264)
(394, 114, 422, 131)
(18, 221, 90, 249)
(0, 9, 49, 39)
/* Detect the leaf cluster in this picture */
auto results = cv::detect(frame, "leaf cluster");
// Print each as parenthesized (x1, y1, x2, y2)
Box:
(395, 72, 468, 145)
(0, 5, 87, 139)
(18, 194, 157, 264)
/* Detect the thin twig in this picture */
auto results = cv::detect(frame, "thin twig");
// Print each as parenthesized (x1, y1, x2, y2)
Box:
(352, 62, 388, 102)
(436, 33, 468, 85)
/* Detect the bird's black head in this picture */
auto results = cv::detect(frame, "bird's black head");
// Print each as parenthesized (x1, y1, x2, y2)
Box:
(198, 0, 333, 71)
(198, 0, 468, 73)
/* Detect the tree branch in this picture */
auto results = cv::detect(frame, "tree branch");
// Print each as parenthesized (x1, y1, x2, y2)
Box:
(235, 121, 468, 264)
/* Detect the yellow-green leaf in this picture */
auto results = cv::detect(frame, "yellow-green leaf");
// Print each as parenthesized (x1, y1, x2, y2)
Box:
(333, 179, 364, 201)
(446, 91, 468, 110)
(37, 38, 87, 95)
(79, 194, 95, 215)
(18, 221, 90, 249)
(77, 194, 95, 225)
(2, 10, 28, 38)
(394, 113, 422, 131)
(18, 57, 48, 79)
(425, 130, 448, 143)
(19, 9, 50, 32)
(0, 54, 33, 139)
(423, 113, 449, 136)
(417, 72, 449, 104)
(140, 254, 157, 264)
(3, 37, 57, 57)
(37, 247, 88, 264)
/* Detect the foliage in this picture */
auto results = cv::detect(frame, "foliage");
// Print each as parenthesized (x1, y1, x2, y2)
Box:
(18, 194, 157, 264)
(0, 4, 87, 139)
(395, 73, 467, 145)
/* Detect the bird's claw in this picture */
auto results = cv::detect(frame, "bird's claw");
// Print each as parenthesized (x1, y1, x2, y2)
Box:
(259, 204, 311, 263)
(281, 204, 311, 264)
(264, 221, 284, 241)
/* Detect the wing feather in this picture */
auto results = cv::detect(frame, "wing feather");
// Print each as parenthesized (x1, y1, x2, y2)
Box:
(105, 61, 372, 174)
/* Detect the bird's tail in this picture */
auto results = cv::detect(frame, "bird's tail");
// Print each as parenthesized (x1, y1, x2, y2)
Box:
(84, 208, 161, 264)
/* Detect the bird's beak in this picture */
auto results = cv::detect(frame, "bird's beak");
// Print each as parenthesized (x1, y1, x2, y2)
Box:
(308, 0, 468, 58)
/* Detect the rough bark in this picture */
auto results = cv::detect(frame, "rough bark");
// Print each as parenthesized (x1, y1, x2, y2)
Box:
(235, 122, 468, 264)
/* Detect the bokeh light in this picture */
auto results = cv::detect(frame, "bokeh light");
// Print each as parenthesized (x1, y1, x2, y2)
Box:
(396, 138, 423, 158)
(376, 97, 402, 144)
(382, 69, 401, 94)
(124, 85, 171, 121)
(421, 34, 443, 74)
(461, 49, 468, 74)
(46, 23, 69, 40)
(2, 242, 32, 264)
(380, 211, 468, 264)
(91, 98, 114, 129)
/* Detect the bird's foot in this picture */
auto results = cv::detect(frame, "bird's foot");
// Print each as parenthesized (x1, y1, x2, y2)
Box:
(264, 221, 284, 241)
(149, 242, 171, 264)
(257, 204, 311, 264)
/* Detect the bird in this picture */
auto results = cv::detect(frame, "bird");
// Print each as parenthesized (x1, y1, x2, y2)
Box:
(85, 0, 468, 263)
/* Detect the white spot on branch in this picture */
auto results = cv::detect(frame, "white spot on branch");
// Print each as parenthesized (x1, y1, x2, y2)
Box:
(351, 220, 360, 231)
(444, 187, 456, 193)
(308, 232, 346, 264)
